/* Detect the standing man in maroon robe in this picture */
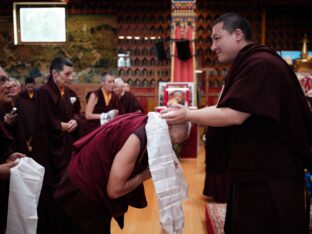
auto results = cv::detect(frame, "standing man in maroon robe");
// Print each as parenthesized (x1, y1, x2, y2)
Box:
(113, 77, 143, 113)
(161, 13, 312, 234)
(32, 57, 79, 234)
(19, 77, 37, 151)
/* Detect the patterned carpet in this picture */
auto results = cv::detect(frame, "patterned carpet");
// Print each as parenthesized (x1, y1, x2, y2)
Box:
(206, 203, 312, 234)
(205, 203, 226, 234)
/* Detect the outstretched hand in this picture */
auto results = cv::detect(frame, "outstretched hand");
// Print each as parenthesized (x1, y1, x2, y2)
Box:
(160, 103, 189, 124)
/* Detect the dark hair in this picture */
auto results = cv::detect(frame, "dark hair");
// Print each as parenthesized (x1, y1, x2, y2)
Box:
(25, 77, 35, 84)
(49, 57, 73, 76)
(101, 72, 114, 82)
(213, 13, 252, 41)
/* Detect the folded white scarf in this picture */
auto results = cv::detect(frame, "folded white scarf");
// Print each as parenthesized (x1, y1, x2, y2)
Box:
(146, 112, 188, 234)
(6, 157, 45, 234)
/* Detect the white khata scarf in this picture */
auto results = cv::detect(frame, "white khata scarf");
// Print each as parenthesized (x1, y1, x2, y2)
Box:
(6, 157, 45, 234)
(145, 112, 188, 234)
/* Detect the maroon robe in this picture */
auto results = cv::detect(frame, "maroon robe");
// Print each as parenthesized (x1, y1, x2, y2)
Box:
(0, 122, 14, 234)
(0, 104, 28, 155)
(82, 88, 124, 136)
(214, 44, 312, 233)
(54, 113, 148, 233)
(203, 127, 229, 203)
(32, 78, 79, 234)
(19, 89, 38, 104)
(19, 89, 37, 137)
(119, 91, 143, 113)
(14, 97, 34, 145)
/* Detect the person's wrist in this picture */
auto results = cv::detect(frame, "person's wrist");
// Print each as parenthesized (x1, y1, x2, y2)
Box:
(185, 108, 191, 122)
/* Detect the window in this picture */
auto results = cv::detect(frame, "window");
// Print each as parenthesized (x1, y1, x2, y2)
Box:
(13, 2, 67, 45)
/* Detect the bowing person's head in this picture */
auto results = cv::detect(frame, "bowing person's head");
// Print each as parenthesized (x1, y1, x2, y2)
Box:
(168, 123, 190, 144)
(49, 57, 74, 89)
(211, 13, 252, 63)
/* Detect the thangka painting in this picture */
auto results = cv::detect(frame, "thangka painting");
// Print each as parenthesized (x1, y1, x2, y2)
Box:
(0, 14, 117, 84)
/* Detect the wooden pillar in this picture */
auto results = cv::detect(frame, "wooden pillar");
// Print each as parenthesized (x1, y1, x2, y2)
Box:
(171, 0, 196, 84)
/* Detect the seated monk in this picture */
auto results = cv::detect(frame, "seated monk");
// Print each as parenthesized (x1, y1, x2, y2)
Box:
(84, 72, 124, 135)
(113, 77, 143, 113)
(54, 112, 189, 234)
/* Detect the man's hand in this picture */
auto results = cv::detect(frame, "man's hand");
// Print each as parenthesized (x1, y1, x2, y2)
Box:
(66, 119, 78, 133)
(0, 161, 18, 180)
(6, 152, 25, 162)
(107, 109, 118, 119)
(61, 119, 78, 132)
(160, 103, 189, 124)
(4, 113, 17, 125)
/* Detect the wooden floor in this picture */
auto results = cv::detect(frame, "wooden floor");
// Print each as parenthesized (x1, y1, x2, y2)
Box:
(111, 139, 210, 234)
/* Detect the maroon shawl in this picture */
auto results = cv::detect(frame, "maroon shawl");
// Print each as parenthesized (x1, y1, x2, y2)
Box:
(215, 43, 312, 181)
(67, 112, 148, 217)
(120, 91, 143, 113)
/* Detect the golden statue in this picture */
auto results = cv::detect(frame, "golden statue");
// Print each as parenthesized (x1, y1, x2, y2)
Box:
(294, 34, 312, 72)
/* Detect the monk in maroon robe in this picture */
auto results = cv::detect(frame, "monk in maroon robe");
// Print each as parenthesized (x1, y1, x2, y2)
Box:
(19, 77, 37, 151)
(32, 57, 79, 234)
(54, 112, 189, 234)
(19, 77, 38, 103)
(113, 77, 143, 113)
(0, 68, 25, 234)
(83, 72, 124, 136)
(161, 13, 312, 234)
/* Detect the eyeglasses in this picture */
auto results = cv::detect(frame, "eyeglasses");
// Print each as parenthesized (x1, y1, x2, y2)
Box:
(0, 75, 9, 85)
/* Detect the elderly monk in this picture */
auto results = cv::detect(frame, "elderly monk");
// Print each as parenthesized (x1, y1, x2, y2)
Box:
(161, 13, 312, 234)
(113, 77, 143, 113)
(5, 78, 32, 154)
(0, 67, 25, 234)
(32, 57, 79, 234)
(54, 112, 189, 234)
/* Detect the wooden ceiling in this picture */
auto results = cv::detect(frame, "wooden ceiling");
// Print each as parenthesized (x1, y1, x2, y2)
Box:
(0, 0, 311, 9)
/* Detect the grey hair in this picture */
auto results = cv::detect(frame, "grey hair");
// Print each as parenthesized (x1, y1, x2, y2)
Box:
(9, 78, 21, 87)
(114, 77, 125, 87)
(101, 72, 114, 82)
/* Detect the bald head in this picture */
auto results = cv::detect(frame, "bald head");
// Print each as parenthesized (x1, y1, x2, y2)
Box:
(168, 123, 190, 144)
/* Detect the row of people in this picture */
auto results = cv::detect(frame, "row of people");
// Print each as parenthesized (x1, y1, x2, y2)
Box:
(2, 12, 312, 234)
(0, 57, 146, 234)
